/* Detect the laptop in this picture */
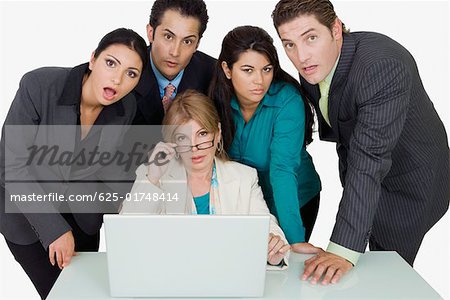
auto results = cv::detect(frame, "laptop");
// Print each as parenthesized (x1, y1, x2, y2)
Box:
(104, 214, 270, 297)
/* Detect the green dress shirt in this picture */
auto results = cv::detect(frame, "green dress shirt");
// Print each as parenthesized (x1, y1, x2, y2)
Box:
(228, 81, 321, 243)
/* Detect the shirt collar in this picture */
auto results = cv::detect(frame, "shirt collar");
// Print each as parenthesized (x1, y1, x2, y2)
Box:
(150, 53, 184, 96)
(321, 53, 341, 87)
(230, 96, 240, 111)
(58, 63, 88, 106)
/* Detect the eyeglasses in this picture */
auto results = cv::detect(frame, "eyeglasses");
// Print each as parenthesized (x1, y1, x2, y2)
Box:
(175, 134, 215, 153)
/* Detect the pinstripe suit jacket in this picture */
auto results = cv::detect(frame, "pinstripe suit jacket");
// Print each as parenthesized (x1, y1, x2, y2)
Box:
(300, 32, 449, 261)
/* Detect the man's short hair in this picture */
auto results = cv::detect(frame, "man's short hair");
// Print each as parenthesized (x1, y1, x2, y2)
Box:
(272, 0, 348, 33)
(149, 0, 209, 38)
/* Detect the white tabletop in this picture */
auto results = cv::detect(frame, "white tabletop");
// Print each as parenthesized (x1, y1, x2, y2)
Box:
(48, 251, 442, 299)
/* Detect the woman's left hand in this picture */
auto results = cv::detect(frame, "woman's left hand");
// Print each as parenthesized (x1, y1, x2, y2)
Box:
(267, 233, 290, 266)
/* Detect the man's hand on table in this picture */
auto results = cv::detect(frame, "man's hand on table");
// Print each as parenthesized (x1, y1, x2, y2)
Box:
(302, 251, 353, 285)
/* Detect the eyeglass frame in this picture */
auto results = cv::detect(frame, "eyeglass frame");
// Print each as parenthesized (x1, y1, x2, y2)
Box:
(174, 134, 216, 153)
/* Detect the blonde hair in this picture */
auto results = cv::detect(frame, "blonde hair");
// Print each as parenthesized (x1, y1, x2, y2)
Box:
(162, 89, 228, 160)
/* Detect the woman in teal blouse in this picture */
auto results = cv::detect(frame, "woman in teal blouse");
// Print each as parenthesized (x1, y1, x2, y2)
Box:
(209, 26, 321, 249)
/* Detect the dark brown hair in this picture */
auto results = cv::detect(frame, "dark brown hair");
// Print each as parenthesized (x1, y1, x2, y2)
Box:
(208, 26, 314, 150)
(272, 0, 348, 33)
(88, 28, 148, 75)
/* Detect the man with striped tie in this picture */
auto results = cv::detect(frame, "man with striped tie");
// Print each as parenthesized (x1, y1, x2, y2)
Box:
(272, 0, 449, 285)
(123, 0, 217, 173)
(133, 0, 216, 125)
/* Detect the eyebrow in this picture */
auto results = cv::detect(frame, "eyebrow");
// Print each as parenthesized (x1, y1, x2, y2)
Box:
(163, 28, 198, 40)
(240, 63, 273, 68)
(106, 54, 141, 73)
(128, 66, 141, 73)
(300, 28, 315, 37)
(107, 55, 121, 65)
(196, 128, 207, 134)
(281, 28, 315, 42)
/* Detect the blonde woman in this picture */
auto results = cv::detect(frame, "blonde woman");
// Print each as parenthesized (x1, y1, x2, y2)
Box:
(120, 90, 321, 268)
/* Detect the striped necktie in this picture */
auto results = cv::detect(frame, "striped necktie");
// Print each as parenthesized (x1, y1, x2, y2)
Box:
(162, 83, 176, 113)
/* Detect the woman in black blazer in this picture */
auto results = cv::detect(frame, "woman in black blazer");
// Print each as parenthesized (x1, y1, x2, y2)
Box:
(0, 28, 147, 299)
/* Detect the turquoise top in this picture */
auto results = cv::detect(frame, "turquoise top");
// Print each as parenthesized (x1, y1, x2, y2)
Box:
(228, 81, 321, 244)
(193, 192, 210, 215)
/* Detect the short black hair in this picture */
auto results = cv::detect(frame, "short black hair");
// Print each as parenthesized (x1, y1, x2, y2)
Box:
(149, 0, 209, 38)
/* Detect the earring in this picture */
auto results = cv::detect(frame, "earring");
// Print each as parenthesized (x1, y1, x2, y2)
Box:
(217, 140, 224, 154)
(175, 152, 180, 159)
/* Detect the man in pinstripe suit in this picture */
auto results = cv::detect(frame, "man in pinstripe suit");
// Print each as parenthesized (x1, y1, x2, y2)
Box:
(273, 0, 449, 285)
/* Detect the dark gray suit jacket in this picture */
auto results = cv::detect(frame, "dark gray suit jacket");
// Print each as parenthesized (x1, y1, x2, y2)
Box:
(0, 63, 136, 249)
(132, 46, 216, 125)
(301, 32, 449, 263)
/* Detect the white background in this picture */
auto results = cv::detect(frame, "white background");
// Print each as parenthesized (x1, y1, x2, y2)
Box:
(0, 0, 449, 299)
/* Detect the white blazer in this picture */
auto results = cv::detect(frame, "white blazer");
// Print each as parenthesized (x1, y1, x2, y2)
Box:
(120, 158, 289, 269)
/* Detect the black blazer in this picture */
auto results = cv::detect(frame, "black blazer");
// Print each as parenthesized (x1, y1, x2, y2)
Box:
(0, 63, 136, 249)
(301, 32, 449, 263)
(132, 46, 216, 125)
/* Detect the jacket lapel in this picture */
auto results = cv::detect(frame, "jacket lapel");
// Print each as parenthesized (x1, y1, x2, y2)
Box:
(161, 159, 241, 214)
(52, 64, 84, 180)
(178, 57, 201, 92)
(215, 159, 240, 214)
(70, 100, 130, 180)
(52, 102, 78, 181)
(134, 46, 164, 124)
(162, 159, 191, 213)
(328, 34, 356, 131)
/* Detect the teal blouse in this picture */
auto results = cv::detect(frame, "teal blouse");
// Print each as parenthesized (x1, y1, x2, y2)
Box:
(228, 81, 321, 244)
(193, 192, 210, 215)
